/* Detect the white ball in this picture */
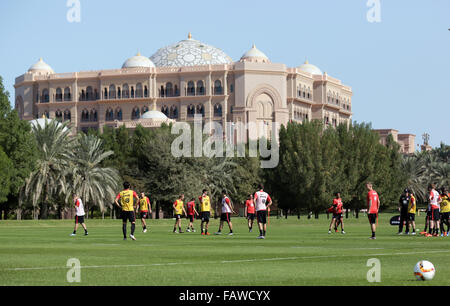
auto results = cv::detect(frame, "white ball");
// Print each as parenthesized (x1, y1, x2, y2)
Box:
(414, 260, 435, 281)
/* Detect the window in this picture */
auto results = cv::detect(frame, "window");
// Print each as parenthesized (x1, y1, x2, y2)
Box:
(122, 84, 129, 99)
(166, 83, 174, 97)
(187, 81, 195, 96)
(170, 105, 178, 119)
(117, 87, 121, 99)
(214, 104, 222, 117)
(132, 107, 140, 120)
(142, 106, 149, 114)
(109, 85, 116, 99)
(196, 104, 205, 117)
(144, 86, 148, 97)
(131, 87, 135, 99)
(64, 110, 71, 121)
(230, 84, 234, 93)
(161, 106, 169, 117)
(55, 110, 63, 121)
(64, 87, 71, 101)
(81, 109, 89, 122)
(86, 87, 94, 101)
(136, 83, 143, 98)
(115, 108, 123, 121)
(196, 81, 205, 96)
(104, 88, 108, 100)
(187, 105, 195, 117)
(41, 89, 49, 103)
(90, 110, 98, 122)
(55, 88, 62, 102)
(214, 80, 222, 95)
(105, 108, 114, 121)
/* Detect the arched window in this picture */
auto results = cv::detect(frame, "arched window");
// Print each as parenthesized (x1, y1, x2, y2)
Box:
(81, 109, 89, 122)
(136, 83, 143, 98)
(141, 106, 149, 114)
(174, 85, 179, 97)
(64, 87, 71, 101)
(55, 110, 63, 121)
(90, 110, 98, 122)
(42, 89, 49, 103)
(144, 86, 148, 97)
(55, 88, 62, 102)
(196, 104, 205, 117)
(115, 108, 123, 121)
(81, 90, 86, 101)
(117, 87, 121, 99)
(109, 85, 116, 99)
(214, 80, 222, 95)
(64, 110, 71, 121)
(161, 106, 169, 117)
(196, 81, 205, 96)
(187, 105, 195, 118)
(122, 84, 129, 99)
(130, 86, 135, 98)
(105, 108, 114, 121)
(104, 88, 108, 100)
(166, 82, 173, 97)
(187, 81, 195, 96)
(86, 87, 94, 101)
(131, 107, 140, 120)
(214, 104, 222, 117)
(170, 105, 178, 119)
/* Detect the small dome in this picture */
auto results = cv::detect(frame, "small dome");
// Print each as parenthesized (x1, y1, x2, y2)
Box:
(28, 58, 54, 73)
(141, 110, 169, 120)
(298, 60, 322, 75)
(122, 52, 155, 69)
(240, 44, 270, 63)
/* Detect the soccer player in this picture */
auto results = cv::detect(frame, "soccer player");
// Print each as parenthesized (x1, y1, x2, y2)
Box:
(245, 194, 256, 232)
(186, 198, 199, 232)
(439, 188, 450, 237)
(398, 189, 411, 235)
(426, 183, 442, 237)
(215, 190, 235, 236)
(173, 194, 186, 233)
(254, 184, 272, 239)
(199, 189, 211, 236)
(420, 206, 431, 235)
(137, 192, 152, 233)
(328, 192, 345, 234)
(366, 182, 380, 240)
(115, 182, 140, 241)
(70, 194, 88, 236)
(407, 190, 417, 235)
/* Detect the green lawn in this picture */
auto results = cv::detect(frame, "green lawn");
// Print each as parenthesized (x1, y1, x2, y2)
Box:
(0, 213, 448, 286)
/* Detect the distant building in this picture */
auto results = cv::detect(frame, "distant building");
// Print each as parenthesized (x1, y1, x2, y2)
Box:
(374, 129, 416, 154)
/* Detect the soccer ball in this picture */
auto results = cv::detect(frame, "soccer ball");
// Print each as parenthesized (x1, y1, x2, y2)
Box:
(414, 260, 435, 281)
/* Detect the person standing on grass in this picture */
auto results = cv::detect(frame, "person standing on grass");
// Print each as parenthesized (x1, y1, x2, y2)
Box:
(407, 190, 417, 235)
(70, 194, 88, 236)
(366, 182, 380, 240)
(115, 182, 140, 241)
(426, 183, 441, 237)
(199, 189, 211, 236)
(328, 192, 345, 234)
(398, 189, 410, 235)
(420, 205, 432, 235)
(245, 194, 256, 232)
(173, 194, 186, 234)
(215, 190, 235, 236)
(137, 192, 152, 233)
(186, 198, 199, 232)
(439, 188, 450, 237)
(254, 184, 272, 239)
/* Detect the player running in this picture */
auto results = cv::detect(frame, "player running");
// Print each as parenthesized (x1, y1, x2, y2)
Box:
(426, 184, 442, 237)
(407, 190, 417, 235)
(199, 190, 211, 236)
(173, 194, 186, 233)
(137, 192, 152, 233)
(215, 190, 235, 236)
(367, 182, 380, 240)
(115, 182, 140, 241)
(328, 192, 345, 234)
(245, 194, 256, 232)
(439, 188, 450, 237)
(70, 194, 88, 236)
(186, 198, 199, 232)
(254, 184, 272, 239)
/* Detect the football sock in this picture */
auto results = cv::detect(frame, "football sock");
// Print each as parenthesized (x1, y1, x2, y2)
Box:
(131, 223, 135, 235)
(372, 231, 375, 238)
(173, 227, 177, 232)
(73, 230, 76, 234)
(122, 224, 127, 238)
(263, 230, 266, 236)
(143, 225, 147, 230)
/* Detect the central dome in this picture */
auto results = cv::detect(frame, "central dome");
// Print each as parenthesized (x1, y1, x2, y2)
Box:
(150, 33, 233, 67)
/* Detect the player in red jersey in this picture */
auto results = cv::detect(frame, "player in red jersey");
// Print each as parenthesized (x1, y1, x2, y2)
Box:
(328, 192, 345, 234)
(245, 194, 256, 232)
(366, 182, 380, 239)
(186, 198, 199, 233)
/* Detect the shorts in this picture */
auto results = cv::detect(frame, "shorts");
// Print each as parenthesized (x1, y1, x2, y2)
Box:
(75, 215, 85, 224)
(407, 213, 415, 222)
(175, 214, 182, 220)
(187, 214, 194, 222)
(121, 211, 136, 223)
(431, 209, 440, 221)
(441, 212, 450, 222)
(140, 212, 148, 219)
(220, 213, 231, 222)
(368, 213, 377, 225)
(247, 213, 255, 221)
(201, 212, 210, 223)
(333, 213, 342, 221)
(257, 210, 267, 224)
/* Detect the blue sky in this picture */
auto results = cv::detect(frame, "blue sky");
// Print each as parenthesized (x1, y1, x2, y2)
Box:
(0, 0, 449, 148)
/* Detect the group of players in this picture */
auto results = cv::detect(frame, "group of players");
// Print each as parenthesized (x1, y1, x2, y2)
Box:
(70, 181, 449, 241)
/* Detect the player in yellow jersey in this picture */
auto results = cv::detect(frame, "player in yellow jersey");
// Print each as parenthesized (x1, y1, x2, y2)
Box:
(199, 189, 211, 236)
(439, 188, 450, 237)
(407, 189, 417, 235)
(173, 194, 186, 233)
(136, 192, 152, 233)
(115, 182, 140, 241)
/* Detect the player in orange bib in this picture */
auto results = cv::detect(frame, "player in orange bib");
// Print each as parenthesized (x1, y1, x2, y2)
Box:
(115, 182, 140, 241)
(328, 192, 345, 234)
(245, 194, 256, 232)
(366, 182, 380, 240)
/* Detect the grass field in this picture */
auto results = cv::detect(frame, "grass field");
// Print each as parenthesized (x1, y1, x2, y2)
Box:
(0, 213, 449, 286)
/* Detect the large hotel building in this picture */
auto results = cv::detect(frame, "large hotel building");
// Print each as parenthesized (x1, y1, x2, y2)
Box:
(14, 34, 353, 141)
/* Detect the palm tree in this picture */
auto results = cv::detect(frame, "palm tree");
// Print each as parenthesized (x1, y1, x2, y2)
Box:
(401, 153, 428, 203)
(22, 119, 73, 219)
(66, 134, 120, 218)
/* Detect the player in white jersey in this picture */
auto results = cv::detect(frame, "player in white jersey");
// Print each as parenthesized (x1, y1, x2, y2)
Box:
(254, 184, 272, 239)
(71, 194, 88, 236)
(427, 183, 442, 237)
(215, 190, 235, 236)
